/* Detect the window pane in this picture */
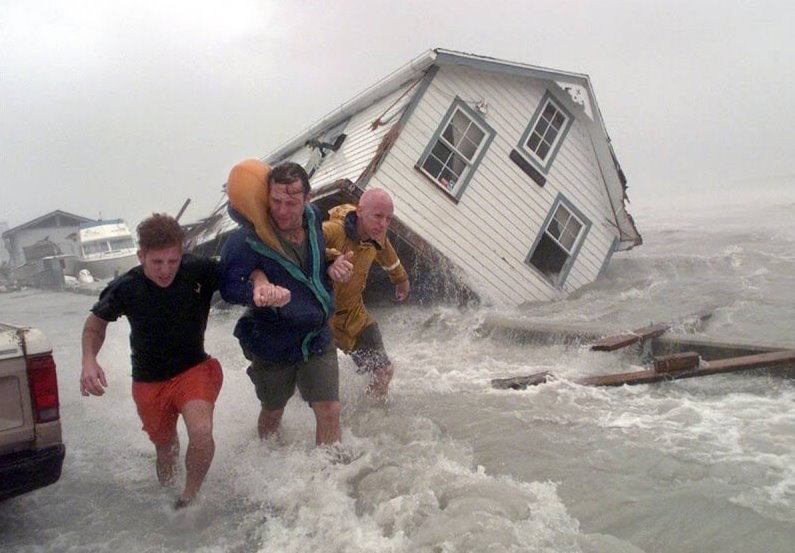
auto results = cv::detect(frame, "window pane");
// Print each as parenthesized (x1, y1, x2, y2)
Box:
(448, 153, 467, 179)
(422, 155, 444, 179)
(529, 234, 567, 278)
(458, 136, 479, 160)
(546, 220, 561, 240)
(527, 132, 541, 151)
(567, 217, 582, 236)
(545, 126, 558, 144)
(553, 206, 570, 231)
(431, 141, 453, 164)
(109, 238, 134, 250)
(424, 136, 468, 190)
(82, 241, 110, 255)
(559, 227, 578, 250)
(536, 142, 550, 160)
(535, 117, 550, 136)
(559, 212, 582, 251)
(439, 167, 458, 190)
(450, 109, 470, 130)
(542, 103, 556, 120)
(441, 122, 458, 146)
(552, 112, 566, 129)
(444, 110, 486, 162)
(444, 110, 470, 146)
(465, 124, 485, 146)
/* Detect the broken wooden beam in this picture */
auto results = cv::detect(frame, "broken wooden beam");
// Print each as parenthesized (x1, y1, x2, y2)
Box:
(653, 352, 701, 373)
(590, 309, 714, 352)
(577, 350, 795, 387)
(650, 335, 786, 360)
(490, 350, 795, 390)
(590, 322, 670, 351)
(490, 371, 552, 390)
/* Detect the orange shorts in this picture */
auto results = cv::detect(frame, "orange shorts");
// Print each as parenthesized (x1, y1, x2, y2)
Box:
(131, 357, 223, 445)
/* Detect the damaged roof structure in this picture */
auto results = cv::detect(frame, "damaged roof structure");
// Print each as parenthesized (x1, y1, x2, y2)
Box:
(187, 48, 642, 307)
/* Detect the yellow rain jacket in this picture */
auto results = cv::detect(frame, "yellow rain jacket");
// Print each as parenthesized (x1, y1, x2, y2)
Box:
(323, 204, 408, 352)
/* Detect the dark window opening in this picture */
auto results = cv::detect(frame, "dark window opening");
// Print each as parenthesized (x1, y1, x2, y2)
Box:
(528, 234, 567, 278)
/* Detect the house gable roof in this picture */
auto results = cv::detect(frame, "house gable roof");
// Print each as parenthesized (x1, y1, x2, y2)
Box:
(2, 210, 95, 238)
(266, 48, 600, 161)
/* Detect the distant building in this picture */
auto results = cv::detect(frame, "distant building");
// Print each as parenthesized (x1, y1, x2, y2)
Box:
(2, 210, 95, 268)
(0, 222, 8, 265)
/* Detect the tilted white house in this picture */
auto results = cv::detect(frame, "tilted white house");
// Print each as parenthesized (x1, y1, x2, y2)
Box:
(189, 48, 642, 307)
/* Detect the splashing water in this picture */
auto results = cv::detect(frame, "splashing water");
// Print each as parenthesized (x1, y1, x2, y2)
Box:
(2, 183, 794, 552)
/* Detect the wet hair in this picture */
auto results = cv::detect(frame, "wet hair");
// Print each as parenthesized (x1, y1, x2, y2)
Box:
(136, 213, 184, 251)
(269, 162, 310, 195)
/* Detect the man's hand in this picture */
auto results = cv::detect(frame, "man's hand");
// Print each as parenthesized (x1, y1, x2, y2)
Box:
(80, 360, 108, 396)
(250, 269, 291, 307)
(328, 251, 354, 282)
(253, 282, 291, 307)
(395, 279, 410, 302)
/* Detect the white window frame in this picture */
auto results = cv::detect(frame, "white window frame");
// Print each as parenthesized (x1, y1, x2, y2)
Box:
(525, 194, 590, 287)
(417, 98, 495, 200)
(518, 92, 573, 173)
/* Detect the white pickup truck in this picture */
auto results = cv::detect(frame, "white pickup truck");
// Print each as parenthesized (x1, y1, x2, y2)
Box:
(0, 322, 65, 501)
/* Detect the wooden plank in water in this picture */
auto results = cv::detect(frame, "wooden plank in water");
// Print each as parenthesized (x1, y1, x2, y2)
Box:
(576, 350, 795, 387)
(590, 309, 714, 352)
(653, 352, 700, 373)
(590, 322, 669, 351)
(490, 350, 795, 390)
(490, 371, 552, 390)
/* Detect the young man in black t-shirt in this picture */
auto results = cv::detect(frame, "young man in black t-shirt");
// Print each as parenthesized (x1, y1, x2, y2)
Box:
(80, 213, 222, 509)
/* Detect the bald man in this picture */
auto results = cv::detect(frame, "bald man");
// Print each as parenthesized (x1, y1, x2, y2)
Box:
(322, 189, 410, 398)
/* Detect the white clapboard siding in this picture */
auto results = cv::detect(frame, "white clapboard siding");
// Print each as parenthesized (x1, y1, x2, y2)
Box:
(369, 64, 620, 305)
(373, 67, 525, 303)
(301, 81, 420, 188)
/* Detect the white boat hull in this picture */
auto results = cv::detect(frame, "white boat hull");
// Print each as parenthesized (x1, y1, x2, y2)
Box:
(78, 253, 139, 280)
(76, 219, 139, 280)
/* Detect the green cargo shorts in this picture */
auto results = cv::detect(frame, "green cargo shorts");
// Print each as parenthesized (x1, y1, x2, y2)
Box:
(246, 344, 339, 410)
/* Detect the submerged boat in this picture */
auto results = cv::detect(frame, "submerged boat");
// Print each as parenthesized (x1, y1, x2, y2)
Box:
(8, 239, 77, 290)
(76, 219, 138, 280)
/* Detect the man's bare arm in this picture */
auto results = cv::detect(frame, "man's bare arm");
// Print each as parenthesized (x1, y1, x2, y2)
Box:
(82, 314, 107, 359)
(80, 314, 110, 396)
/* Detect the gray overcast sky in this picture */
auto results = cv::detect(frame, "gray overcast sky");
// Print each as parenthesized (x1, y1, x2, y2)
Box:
(1, 0, 793, 229)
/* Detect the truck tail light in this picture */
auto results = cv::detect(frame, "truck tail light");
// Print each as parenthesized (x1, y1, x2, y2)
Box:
(27, 354, 60, 423)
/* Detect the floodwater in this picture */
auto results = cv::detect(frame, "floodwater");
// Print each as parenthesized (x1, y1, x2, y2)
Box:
(1, 183, 794, 552)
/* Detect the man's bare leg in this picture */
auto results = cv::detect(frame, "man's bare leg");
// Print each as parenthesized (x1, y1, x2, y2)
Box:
(176, 400, 215, 507)
(258, 406, 284, 440)
(312, 400, 341, 445)
(366, 363, 394, 399)
(155, 436, 179, 487)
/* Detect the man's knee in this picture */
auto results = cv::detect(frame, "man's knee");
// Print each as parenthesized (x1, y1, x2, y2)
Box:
(313, 400, 341, 422)
(187, 419, 213, 440)
(181, 401, 214, 442)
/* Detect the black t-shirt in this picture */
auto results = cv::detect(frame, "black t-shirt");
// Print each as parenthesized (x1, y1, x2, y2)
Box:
(91, 254, 219, 382)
